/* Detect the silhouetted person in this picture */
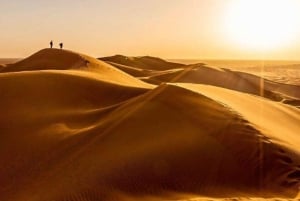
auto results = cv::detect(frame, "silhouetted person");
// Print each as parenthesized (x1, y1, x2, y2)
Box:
(59, 42, 63, 49)
(50, 40, 53, 48)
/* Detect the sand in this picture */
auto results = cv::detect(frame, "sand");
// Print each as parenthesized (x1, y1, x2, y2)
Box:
(0, 49, 299, 201)
(99, 55, 185, 70)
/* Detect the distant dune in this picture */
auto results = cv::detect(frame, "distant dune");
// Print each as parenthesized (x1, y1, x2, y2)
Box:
(0, 58, 21, 65)
(99, 54, 185, 70)
(143, 64, 300, 106)
(0, 49, 299, 201)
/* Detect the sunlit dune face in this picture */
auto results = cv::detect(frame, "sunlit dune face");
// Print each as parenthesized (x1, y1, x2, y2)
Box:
(224, 0, 300, 51)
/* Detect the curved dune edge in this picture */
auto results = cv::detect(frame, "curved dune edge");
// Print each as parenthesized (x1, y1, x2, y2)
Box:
(0, 48, 153, 88)
(0, 70, 150, 129)
(101, 55, 300, 106)
(143, 64, 300, 105)
(172, 83, 300, 150)
(104, 61, 157, 77)
(99, 54, 185, 70)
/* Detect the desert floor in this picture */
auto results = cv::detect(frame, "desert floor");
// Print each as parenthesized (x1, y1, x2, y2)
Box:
(0, 49, 299, 201)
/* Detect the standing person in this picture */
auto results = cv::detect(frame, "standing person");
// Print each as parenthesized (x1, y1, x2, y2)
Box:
(50, 40, 53, 48)
(59, 42, 63, 49)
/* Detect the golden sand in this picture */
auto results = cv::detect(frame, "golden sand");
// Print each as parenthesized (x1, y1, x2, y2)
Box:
(0, 49, 299, 201)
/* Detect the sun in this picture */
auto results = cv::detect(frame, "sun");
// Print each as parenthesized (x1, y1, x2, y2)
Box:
(224, 0, 300, 51)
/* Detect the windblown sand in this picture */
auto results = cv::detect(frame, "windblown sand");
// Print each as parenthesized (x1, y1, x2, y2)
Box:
(0, 49, 299, 201)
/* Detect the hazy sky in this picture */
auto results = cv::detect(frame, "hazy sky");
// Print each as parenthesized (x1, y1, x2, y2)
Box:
(1, 0, 300, 59)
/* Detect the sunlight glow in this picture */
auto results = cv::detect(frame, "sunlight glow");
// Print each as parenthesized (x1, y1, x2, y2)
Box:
(224, 0, 300, 51)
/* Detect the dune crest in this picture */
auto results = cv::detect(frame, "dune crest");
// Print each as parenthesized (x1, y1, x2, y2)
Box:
(2, 48, 86, 71)
(99, 54, 185, 70)
(138, 64, 300, 107)
(1, 48, 153, 88)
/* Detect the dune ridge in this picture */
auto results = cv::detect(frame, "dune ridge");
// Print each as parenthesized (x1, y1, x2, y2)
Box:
(99, 56, 300, 106)
(99, 54, 185, 70)
(133, 64, 300, 107)
(0, 49, 299, 201)
(1, 49, 153, 88)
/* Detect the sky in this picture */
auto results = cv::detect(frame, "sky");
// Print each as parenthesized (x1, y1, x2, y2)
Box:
(1, 0, 300, 60)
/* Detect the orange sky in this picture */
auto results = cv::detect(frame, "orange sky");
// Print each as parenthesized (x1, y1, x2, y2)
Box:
(1, 0, 300, 60)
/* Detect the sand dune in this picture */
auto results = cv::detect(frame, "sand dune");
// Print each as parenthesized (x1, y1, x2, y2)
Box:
(0, 49, 299, 201)
(104, 61, 155, 77)
(99, 54, 185, 70)
(141, 64, 300, 107)
(0, 58, 20, 65)
(1, 49, 86, 71)
(1, 49, 152, 88)
(175, 83, 300, 148)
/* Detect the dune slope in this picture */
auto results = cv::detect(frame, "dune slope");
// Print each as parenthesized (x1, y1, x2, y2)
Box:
(0, 48, 152, 88)
(145, 64, 300, 105)
(104, 61, 155, 77)
(99, 55, 185, 70)
(0, 69, 150, 201)
(1, 48, 86, 71)
(1, 81, 299, 201)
